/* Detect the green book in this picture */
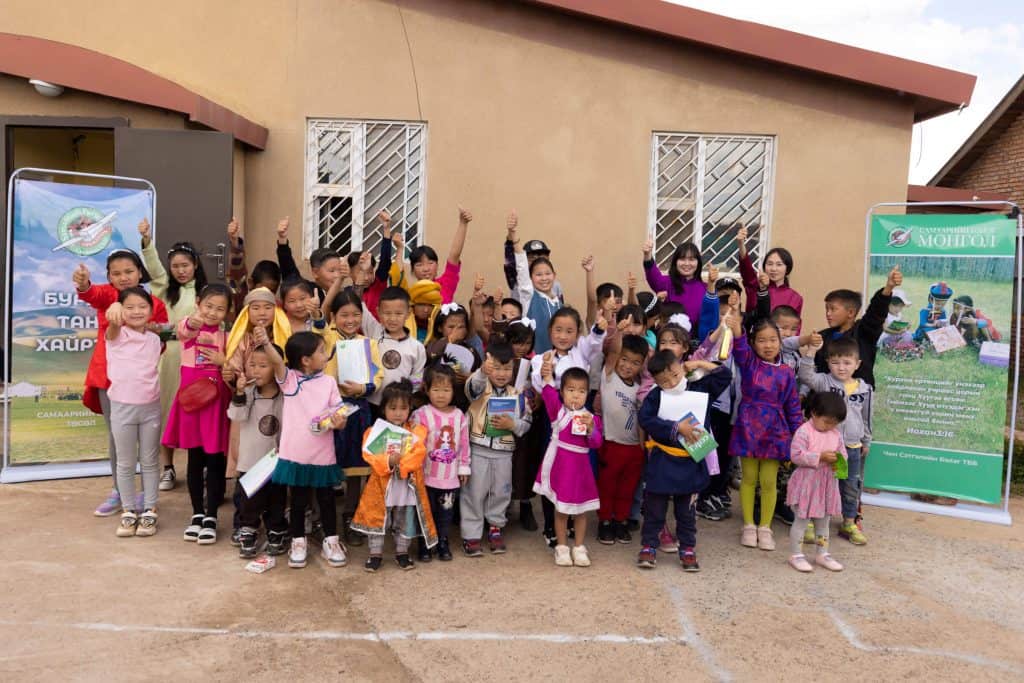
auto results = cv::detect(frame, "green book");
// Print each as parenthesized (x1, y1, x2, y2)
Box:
(485, 397, 517, 438)
(677, 412, 717, 463)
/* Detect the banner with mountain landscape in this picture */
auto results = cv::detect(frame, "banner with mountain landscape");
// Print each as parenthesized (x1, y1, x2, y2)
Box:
(6, 178, 154, 467)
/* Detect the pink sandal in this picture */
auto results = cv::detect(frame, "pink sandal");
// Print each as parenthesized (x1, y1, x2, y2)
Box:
(815, 553, 844, 572)
(788, 554, 813, 572)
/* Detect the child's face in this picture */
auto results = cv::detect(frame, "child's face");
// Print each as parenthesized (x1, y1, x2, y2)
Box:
(248, 301, 276, 328)
(334, 303, 362, 336)
(168, 254, 196, 285)
(413, 303, 434, 324)
(810, 414, 840, 432)
(441, 315, 467, 343)
(304, 340, 329, 373)
(561, 378, 588, 411)
(774, 314, 800, 339)
(427, 376, 454, 409)
(500, 302, 521, 320)
(384, 398, 411, 426)
(120, 294, 152, 330)
(413, 255, 438, 281)
(763, 252, 788, 284)
(623, 320, 646, 337)
(752, 327, 781, 362)
(107, 258, 142, 291)
(198, 294, 229, 327)
(482, 304, 495, 331)
(615, 349, 645, 382)
(599, 295, 622, 316)
(511, 338, 533, 360)
(282, 288, 312, 320)
(549, 315, 578, 352)
(658, 333, 685, 359)
(890, 301, 906, 316)
(825, 300, 857, 329)
(531, 263, 555, 294)
(350, 258, 374, 288)
(827, 354, 861, 382)
(653, 364, 684, 391)
(246, 351, 276, 387)
(489, 360, 515, 387)
(312, 257, 343, 289)
(378, 299, 410, 335)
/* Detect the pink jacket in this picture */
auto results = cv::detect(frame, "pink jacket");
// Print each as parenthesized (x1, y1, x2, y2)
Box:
(412, 404, 471, 489)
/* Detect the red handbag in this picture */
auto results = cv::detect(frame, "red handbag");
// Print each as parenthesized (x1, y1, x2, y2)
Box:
(177, 376, 219, 412)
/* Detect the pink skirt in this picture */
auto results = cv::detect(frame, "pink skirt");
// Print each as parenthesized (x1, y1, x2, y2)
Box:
(533, 439, 600, 515)
(786, 465, 842, 520)
(161, 365, 230, 454)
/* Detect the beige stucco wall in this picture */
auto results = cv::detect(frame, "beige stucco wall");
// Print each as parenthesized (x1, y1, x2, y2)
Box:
(0, 0, 915, 330)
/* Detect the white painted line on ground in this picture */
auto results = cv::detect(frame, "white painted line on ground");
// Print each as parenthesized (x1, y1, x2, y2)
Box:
(0, 619, 683, 646)
(827, 609, 1023, 675)
(664, 583, 733, 682)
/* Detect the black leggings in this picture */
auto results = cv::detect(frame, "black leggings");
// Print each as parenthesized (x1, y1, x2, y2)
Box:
(289, 486, 336, 539)
(187, 448, 226, 518)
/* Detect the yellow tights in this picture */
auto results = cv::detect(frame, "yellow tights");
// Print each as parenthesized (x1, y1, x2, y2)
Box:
(740, 457, 779, 527)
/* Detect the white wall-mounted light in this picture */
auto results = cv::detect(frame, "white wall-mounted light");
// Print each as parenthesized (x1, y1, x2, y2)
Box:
(28, 79, 64, 97)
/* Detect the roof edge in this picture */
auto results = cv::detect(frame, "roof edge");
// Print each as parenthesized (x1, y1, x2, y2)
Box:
(907, 184, 1009, 203)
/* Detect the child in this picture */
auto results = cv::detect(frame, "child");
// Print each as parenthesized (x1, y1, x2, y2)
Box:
(425, 304, 481, 411)
(275, 216, 347, 301)
(950, 294, 1001, 345)
(799, 337, 873, 545)
(773, 306, 803, 370)
(320, 284, 382, 545)
(786, 391, 847, 572)
(913, 282, 953, 342)
(642, 237, 706, 334)
(403, 207, 470, 304)
(352, 380, 437, 572)
(411, 364, 470, 561)
(362, 286, 428, 411)
(264, 331, 350, 568)
(815, 266, 902, 387)
(74, 251, 169, 516)
(225, 287, 292, 381)
(505, 317, 543, 531)
(408, 280, 443, 343)
(596, 333, 649, 545)
(736, 225, 803, 322)
(105, 287, 163, 538)
(280, 277, 323, 335)
(504, 210, 565, 301)
(139, 217, 206, 491)
(533, 358, 603, 567)
(513, 251, 564, 353)
(162, 284, 233, 544)
(462, 343, 532, 555)
(225, 216, 283, 318)
(227, 344, 286, 558)
(878, 288, 913, 347)
(636, 349, 732, 571)
(726, 314, 803, 551)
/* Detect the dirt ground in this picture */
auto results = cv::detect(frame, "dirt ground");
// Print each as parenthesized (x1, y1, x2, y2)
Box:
(1, 470, 1023, 682)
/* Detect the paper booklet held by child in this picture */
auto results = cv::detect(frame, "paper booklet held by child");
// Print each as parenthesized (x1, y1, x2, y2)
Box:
(239, 448, 278, 497)
(833, 451, 849, 480)
(485, 396, 518, 437)
(336, 338, 373, 385)
(365, 419, 420, 463)
(657, 391, 719, 467)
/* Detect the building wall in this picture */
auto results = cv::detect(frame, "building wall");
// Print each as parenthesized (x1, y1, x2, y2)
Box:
(952, 112, 1024, 208)
(0, 0, 917, 330)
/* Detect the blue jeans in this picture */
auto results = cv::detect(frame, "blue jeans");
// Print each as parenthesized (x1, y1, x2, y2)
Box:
(839, 446, 863, 520)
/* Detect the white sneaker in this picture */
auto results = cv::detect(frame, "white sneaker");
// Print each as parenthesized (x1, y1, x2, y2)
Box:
(289, 537, 308, 568)
(135, 509, 158, 537)
(571, 545, 591, 567)
(554, 544, 572, 567)
(158, 467, 176, 491)
(321, 535, 347, 567)
(116, 511, 138, 537)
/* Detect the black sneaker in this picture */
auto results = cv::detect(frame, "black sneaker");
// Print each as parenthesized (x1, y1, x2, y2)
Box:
(567, 517, 575, 540)
(343, 514, 364, 547)
(680, 548, 700, 572)
(266, 530, 287, 556)
(697, 498, 727, 521)
(230, 528, 242, 546)
(437, 537, 453, 562)
(364, 555, 383, 573)
(238, 528, 259, 558)
(542, 527, 557, 549)
(417, 540, 433, 563)
(519, 501, 538, 531)
(615, 521, 633, 544)
(719, 492, 732, 509)
(598, 520, 616, 545)
(626, 518, 640, 532)
(395, 553, 415, 571)
(774, 504, 795, 526)
(709, 495, 732, 518)
(637, 545, 657, 569)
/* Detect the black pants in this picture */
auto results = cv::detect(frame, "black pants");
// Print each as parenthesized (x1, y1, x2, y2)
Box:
(187, 448, 226, 517)
(237, 479, 287, 533)
(704, 409, 733, 499)
(427, 486, 458, 541)
(642, 491, 698, 550)
(289, 486, 336, 538)
(232, 479, 243, 530)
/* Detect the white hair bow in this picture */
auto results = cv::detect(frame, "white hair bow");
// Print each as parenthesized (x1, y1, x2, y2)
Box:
(440, 303, 462, 316)
(668, 313, 692, 332)
(513, 316, 537, 330)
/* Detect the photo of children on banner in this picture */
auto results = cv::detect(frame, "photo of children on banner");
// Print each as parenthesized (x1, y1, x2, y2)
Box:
(913, 281, 953, 344)
(877, 288, 913, 347)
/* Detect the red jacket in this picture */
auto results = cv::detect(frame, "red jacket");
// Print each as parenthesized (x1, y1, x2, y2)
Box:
(79, 283, 169, 414)
(739, 252, 803, 327)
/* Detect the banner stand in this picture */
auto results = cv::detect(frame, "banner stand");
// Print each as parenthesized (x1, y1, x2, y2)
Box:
(862, 200, 1020, 526)
(2, 168, 156, 484)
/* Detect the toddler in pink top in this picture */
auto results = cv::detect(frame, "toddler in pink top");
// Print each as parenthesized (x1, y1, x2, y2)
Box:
(411, 364, 470, 562)
(786, 391, 847, 573)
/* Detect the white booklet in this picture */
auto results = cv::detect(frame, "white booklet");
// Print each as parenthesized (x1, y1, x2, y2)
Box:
(657, 390, 709, 426)
(336, 338, 371, 385)
(239, 448, 278, 497)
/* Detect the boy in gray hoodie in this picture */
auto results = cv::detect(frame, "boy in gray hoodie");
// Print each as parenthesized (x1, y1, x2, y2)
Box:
(798, 337, 873, 546)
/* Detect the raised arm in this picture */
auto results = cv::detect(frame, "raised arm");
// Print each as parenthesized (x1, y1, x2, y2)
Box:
(582, 255, 597, 327)
(226, 217, 249, 315)
(104, 302, 124, 341)
(504, 211, 519, 291)
(447, 206, 472, 266)
(260, 328, 288, 381)
(276, 217, 300, 281)
(642, 236, 672, 293)
(138, 218, 168, 300)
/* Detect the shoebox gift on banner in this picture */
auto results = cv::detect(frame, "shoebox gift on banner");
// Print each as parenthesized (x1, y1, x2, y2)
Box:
(979, 341, 1010, 368)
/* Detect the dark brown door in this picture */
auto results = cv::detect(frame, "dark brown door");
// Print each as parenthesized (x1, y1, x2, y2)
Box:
(114, 129, 233, 282)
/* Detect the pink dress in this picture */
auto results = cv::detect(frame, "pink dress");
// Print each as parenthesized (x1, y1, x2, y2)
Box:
(162, 319, 230, 454)
(786, 421, 843, 519)
(533, 385, 603, 515)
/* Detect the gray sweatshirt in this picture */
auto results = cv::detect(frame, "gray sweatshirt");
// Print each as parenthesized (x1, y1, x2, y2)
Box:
(797, 357, 873, 449)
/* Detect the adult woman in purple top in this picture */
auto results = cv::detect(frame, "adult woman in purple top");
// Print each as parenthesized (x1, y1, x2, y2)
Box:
(642, 237, 706, 335)
(736, 226, 803, 324)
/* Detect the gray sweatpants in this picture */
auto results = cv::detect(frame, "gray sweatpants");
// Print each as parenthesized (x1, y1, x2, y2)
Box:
(98, 389, 118, 488)
(111, 400, 162, 511)
(460, 449, 513, 540)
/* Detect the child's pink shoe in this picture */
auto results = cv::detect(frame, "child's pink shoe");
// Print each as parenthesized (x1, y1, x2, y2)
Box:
(740, 524, 757, 548)
(658, 526, 678, 553)
(756, 526, 775, 551)
(788, 554, 813, 572)
(815, 553, 844, 572)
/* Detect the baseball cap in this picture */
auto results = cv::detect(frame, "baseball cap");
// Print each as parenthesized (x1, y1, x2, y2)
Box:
(524, 239, 550, 255)
(890, 288, 911, 306)
(715, 277, 742, 294)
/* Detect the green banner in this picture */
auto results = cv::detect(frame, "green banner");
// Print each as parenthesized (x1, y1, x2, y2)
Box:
(865, 213, 1016, 504)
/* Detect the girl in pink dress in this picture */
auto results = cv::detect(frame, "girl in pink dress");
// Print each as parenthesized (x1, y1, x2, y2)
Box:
(533, 355, 603, 568)
(786, 391, 846, 573)
(162, 284, 232, 545)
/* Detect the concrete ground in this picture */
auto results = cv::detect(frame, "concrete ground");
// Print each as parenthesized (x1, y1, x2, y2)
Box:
(1, 472, 1022, 682)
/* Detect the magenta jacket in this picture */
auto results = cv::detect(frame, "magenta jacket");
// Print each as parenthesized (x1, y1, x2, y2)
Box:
(643, 260, 706, 332)
(738, 252, 803, 324)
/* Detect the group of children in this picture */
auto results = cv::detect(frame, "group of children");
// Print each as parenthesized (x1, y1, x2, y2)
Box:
(78, 209, 902, 574)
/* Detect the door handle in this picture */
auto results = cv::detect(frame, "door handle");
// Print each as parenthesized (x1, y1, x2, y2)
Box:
(205, 242, 226, 278)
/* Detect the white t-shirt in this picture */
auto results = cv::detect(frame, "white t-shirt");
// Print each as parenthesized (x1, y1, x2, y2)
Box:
(600, 371, 641, 445)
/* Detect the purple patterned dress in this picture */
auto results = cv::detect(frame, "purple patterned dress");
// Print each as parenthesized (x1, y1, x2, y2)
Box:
(727, 335, 803, 460)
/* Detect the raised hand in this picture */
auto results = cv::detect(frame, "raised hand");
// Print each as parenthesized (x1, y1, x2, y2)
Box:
(481, 352, 495, 378)
(72, 263, 91, 291)
(506, 210, 518, 242)
(541, 351, 555, 383)
(643, 237, 654, 259)
(137, 217, 151, 245)
(252, 325, 270, 347)
(227, 216, 241, 246)
(886, 265, 903, 293)
(595, 307, 608, 332)
(581, 255, 594, 272)
(377, 208, 391, 228)
(706, 263, 719, 292)
(458, 206, 473, 224)
(757, 271, 770, 290)
(105, 302, 124, 327)
(736, 225, 748, 244)
(626, 271, 637, 292)
(276, 217, 290, 245)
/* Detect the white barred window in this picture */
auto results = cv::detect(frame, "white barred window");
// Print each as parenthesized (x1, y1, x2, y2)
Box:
(303, 119, 427, 257)
(648, 133, 775, 272)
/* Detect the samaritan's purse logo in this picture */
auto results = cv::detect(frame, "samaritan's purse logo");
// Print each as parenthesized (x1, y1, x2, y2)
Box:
(52, 207, 115, 256)
(886, 226, 913, 248)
